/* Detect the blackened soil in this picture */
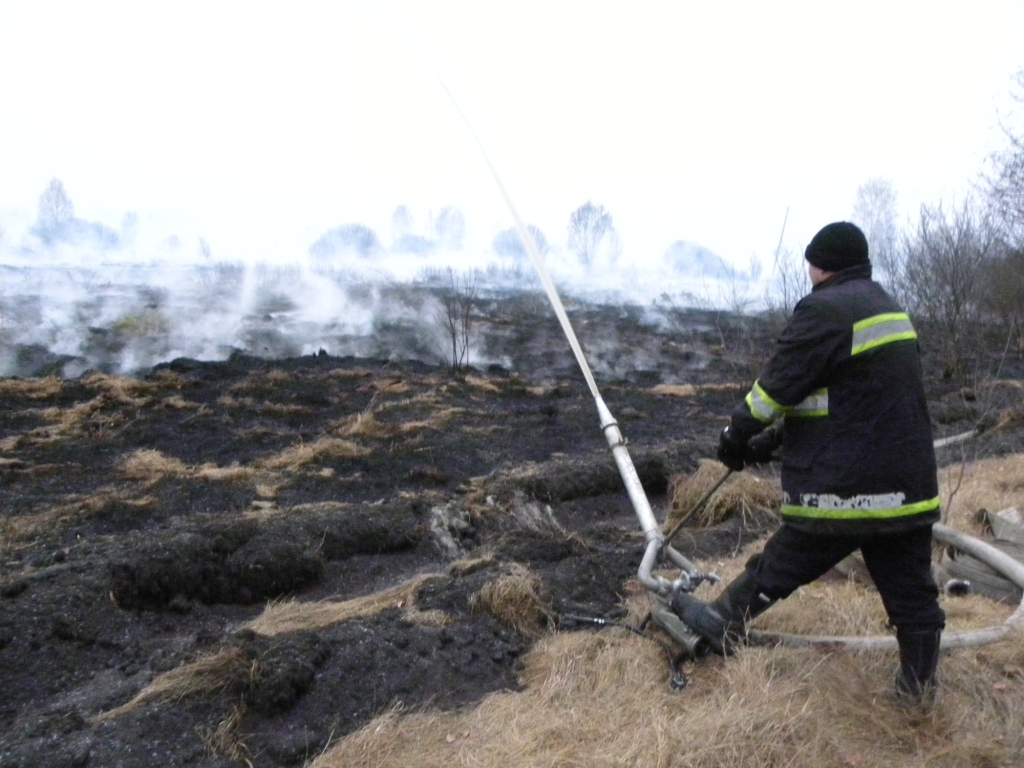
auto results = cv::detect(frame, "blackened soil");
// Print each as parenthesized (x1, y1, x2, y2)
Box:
(2, 335, 1024, 767)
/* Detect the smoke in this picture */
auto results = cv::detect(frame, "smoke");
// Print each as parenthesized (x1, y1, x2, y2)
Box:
(0, 194, 759, 378)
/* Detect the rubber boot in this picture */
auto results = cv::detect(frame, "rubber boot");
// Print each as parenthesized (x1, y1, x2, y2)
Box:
(670, 570, 775, 655)
(893, 628, 941, 708)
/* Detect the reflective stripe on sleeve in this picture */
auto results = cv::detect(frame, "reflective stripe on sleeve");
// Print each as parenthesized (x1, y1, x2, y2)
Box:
(745, 380, 785, 423)
(851, 313, 917, 356)
(781, 494, 940, 521)
(788, 388, 828, 417)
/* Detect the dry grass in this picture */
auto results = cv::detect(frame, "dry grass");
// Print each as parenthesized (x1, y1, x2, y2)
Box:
(243, 574, 443, 636)
(119, 448, 189, 479)
(0, 376, 63, 399)
(228, 368, 294, 394)
(470, 563, 551, 636)
(260, 437, 371, 471)
(158, 395, 201, 410)
(666, 459, 783, 529)
(94, 647, 249, 723)
(117, 449, 257, 485)
(1, 489, 155, 542)
(374, 390, 445, 413)
(216, 394, 311, 415)
(650, 383, 696, 397)
(80, 372, 156, 405)
(650, 382, 746, 397)
(464, 375, 501, 393)
(371, 377, 412, 395)
(939, 453, 1024, 535)
(9, 397, 123, 447)
(196, 704, 251, 764)
(149, 369, 189, 389)
(397, 407, 467, 435)
(447, 555, 495, 577)
(258, 401, 313, 416)
(194, 463, 258, 483)
(335, 411, 392, 439)
(327, 367, 374, 380)
(310, 613, 1024, 768)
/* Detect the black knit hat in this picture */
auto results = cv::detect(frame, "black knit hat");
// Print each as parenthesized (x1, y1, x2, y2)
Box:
(804, 221, 869, 272)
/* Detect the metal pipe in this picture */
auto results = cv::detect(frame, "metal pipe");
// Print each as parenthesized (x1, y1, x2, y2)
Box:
(438, 85, 701, 592)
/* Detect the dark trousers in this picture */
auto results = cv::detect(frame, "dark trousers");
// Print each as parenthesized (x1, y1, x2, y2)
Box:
(748, 523, 945, 633)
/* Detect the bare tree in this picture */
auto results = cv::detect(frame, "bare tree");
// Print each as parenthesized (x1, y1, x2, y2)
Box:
(435, 267, 477, 372)
(763, 243, 810, 327)
(430, 206, 465, 250)
(901, 198, 1001, 377)
(37, 178, 74, 231)
(852, 178, 901, 289)
(979, 245, 1024, 350)
(986, 69, 1024, 243)
(567, 201, 613, 266)
(493, 224, 548, 260)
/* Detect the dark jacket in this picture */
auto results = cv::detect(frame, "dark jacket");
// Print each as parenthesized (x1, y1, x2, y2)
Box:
(731, 263, 939, 535)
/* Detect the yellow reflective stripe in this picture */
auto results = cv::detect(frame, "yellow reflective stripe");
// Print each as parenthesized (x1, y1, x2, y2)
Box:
(788, 388, 827, 418)
(781, 496, 940, 521)
(745, 380, 784, 423)
(851, 313, 917, 356)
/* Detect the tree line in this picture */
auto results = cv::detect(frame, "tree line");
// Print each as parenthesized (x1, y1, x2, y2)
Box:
(836, 72, 1024, 381)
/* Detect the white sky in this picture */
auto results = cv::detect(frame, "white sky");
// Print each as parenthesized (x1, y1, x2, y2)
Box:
(1, 0, 1022, 270)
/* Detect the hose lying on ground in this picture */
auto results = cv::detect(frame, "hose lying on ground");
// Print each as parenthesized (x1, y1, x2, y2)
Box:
(747, 523, 1024, 651)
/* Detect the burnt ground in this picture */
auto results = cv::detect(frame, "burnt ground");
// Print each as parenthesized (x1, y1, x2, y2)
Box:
(2, 311, 1024, 767)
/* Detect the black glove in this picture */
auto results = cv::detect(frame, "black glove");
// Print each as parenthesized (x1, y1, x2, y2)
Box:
(717, 426, 747, 472)
(745, 424, 783, 464)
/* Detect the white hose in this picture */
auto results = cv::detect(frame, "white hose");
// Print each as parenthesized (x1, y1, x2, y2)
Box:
(747, 523, 1024, 651)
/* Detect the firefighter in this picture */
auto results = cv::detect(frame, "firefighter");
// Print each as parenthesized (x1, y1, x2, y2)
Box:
(672, 221, 944, 706)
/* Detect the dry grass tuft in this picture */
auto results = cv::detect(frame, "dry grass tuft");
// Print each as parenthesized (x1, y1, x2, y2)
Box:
(259, 401, 313, 416)
(696, 382, 747, 393)
(372, 377, 412, 395)
(447, 555, 495, 577)
(328, 367, 374, 379)
(464, 375, 501, 393)
(159, 395, 201, 410)
(650, 383, 696, 397)
(650, 382, 746, 397)
(117, 449, 257, 485)
(1, 489, 156, 542)
(149, 369, 189, 389)
(666, 459, 782, 529)
(335, 411, 392, 439)
(310, 619, 1024, 768)
(11, 397, 126, 447)
(80, 372, 155, 405)
(255, 482, 284, 499)
(940, 453, 1024, 535)
(397, 407, 466, 435)
(94, 647, 249, 723)
(194, 463, 257, 483)
(243, 574, 443, 636)
(228, 369, 295, 394)
(119, 448, 189, 479)
(260, 437, 371, 471)
(470, 563, 551, 636)
(196, 704, 250, 764)
(0, 376, 63, 400)
(217, 394, 311, 415)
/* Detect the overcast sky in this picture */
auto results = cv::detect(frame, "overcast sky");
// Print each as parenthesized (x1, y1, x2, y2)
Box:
(1, 1, 1022, 270)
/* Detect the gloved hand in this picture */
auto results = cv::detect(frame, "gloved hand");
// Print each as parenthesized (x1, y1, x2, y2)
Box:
(717, 426, 747, 472)
(745, 425, 783, 464)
